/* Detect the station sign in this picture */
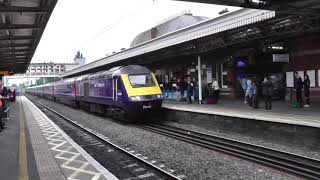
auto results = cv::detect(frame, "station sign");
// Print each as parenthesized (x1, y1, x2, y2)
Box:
(273, 54, 289, 63)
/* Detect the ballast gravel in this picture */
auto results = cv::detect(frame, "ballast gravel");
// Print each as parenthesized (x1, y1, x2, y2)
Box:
(165, 121, 320, 161)
(29, 95, 302, 180)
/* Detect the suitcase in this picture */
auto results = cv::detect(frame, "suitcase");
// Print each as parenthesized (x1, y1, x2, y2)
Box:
(207, 98, 216, 104)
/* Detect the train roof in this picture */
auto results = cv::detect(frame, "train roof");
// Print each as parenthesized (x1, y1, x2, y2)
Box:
(78, 65, 151, 80)
(114, 65, 151, 75)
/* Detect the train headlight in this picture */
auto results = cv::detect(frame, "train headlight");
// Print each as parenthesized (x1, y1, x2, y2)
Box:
(157, 94, 163, 99)
(130, 96, 141, 101)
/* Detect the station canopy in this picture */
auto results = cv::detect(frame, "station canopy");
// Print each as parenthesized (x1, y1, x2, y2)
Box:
(176, 0, 320, 13)
(0, 0, 57, 74)
(61, 1, 320, 78)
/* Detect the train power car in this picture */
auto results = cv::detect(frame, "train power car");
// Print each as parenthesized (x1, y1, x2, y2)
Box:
(26, 65, 163, 122)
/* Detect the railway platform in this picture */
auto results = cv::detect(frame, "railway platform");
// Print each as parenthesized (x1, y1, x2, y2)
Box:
(162, 99, 320, 128)
(0, 96, 118, 180)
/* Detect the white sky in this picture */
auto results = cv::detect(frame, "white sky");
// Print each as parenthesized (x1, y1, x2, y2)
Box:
(31, 0, 240, 64)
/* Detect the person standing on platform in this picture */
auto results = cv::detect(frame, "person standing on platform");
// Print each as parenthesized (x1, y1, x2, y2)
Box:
(0, 95, 5, 131)
(212, 78, 220, 103)
(303, 74, 310, 107)
(12, 89, 16, 102)
(294, 72, 303, 108)
(182, 78, 188, 101)
(246, 79, 254, 108)
(193, 78, 199, 102)
(187, 78, 194, 104)
(242, 77, 248, 104)
(1, 87, 9, 119)
(251, 80, 258, 109)
(262, 77, 273, 111)
(176, 78, 181, 101)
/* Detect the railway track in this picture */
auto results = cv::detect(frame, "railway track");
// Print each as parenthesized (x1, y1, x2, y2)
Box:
(135, 124, 320, 180)
(29, 97, 182, 180)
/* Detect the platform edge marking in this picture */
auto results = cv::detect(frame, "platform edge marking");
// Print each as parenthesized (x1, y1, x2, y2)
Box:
(19, 97, 29, 180)
(162, 104, 320, 128)
(24, 96, 119, 180)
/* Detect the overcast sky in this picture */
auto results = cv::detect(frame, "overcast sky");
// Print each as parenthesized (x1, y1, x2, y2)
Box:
(31, 0, 240, 64)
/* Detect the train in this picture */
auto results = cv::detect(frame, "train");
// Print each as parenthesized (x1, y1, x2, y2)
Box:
(26, 65, 163, 122)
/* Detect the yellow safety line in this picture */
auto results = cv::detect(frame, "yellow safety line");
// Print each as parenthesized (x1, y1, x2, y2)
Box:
(19, 97, 29, 180)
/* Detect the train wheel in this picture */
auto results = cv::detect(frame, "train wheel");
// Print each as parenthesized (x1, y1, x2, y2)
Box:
(118, 110, 127, 122)
(105, 106, 112, 117)
(75, 101, 80, 109)
(112, 108, 119, 120)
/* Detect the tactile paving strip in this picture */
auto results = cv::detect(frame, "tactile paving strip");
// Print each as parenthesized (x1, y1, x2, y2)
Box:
(22, 96, 118, 180)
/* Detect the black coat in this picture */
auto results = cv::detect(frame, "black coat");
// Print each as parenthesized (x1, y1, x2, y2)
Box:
(187, 83, 194, 94)
(304, 79, 310, 95)
(294, 77, 303, 92)
(261, 80, 273, 96)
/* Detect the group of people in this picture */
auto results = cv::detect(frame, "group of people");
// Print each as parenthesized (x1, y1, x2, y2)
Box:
(241, 71, 311, 111)
(0, 87, 16, 132)
(176, 77, 199, 104)
(242, 78, 260, 109)
(160, 75, 221, 104)
(293, 71, 310, 108)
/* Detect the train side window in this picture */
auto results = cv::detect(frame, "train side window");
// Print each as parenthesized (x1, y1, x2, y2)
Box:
(117, 78, 123, 91)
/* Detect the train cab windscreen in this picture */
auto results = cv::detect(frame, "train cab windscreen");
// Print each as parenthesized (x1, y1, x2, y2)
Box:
(128, 74, 155, 87)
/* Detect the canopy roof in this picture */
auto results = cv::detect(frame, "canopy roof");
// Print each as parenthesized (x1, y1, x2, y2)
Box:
(0, 0, 57, 73)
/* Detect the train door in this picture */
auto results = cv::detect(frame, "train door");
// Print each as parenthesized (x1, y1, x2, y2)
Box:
(84, 82, 89, 96)
(112, 76, 122, 102)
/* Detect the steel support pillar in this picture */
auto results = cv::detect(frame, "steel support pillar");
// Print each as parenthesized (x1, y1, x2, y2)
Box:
(197, 55, 202, 104)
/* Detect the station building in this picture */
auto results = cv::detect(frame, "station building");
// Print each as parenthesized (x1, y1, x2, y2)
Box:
(130, 11, 320, 101)
(62, 8, 320, 102)
(26, 52, 86, 75)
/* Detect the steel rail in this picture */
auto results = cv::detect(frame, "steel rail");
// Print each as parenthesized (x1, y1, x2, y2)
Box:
(136, 124, 320, 180)
(29, 97, 181, 180)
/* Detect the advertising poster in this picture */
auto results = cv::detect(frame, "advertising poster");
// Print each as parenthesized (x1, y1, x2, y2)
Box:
(307, 70, 316, 87)
(286, 71, 293, 87)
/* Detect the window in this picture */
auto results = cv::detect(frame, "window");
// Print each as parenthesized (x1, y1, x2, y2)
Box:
(128, 74, 155, 87)
(117, 78, 122, 91)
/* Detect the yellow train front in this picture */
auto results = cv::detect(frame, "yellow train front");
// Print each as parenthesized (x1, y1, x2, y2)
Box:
(73, 65, 163, 122)
(115, 65, 163, 120)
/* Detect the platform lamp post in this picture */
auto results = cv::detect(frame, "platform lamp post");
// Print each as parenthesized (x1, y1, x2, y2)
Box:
(197, 55, 203, 104)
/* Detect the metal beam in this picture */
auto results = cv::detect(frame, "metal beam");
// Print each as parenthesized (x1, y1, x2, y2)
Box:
(0, 57, 26, 62)
(0, 24, 40, 30)
(0, 48, 33, 53)
(0, 55, 29, 59)
(0, 43, 33, 49)
(0, 35, 35, 41)
(174, 0, 299, 10)
(0, 51, 31, 57)
(0, 6, 48, 13)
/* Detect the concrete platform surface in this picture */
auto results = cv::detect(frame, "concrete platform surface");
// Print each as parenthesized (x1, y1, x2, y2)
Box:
(0, 96, 118, 180)
(162, 100, 320, 128)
